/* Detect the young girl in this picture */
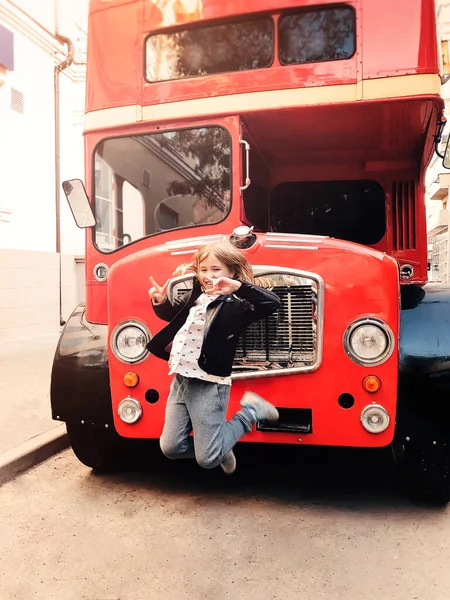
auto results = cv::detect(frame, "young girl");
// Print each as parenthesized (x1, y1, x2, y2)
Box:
(147, 240, 280, 474)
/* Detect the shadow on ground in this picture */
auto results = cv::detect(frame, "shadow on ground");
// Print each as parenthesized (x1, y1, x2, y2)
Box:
(85, 441, 440, 513)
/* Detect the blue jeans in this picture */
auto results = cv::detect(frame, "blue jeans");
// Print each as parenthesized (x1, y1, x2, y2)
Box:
(160, 374, 255, 469)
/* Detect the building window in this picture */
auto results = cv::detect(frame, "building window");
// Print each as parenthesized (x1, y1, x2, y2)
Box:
(10, 87, 24, 114)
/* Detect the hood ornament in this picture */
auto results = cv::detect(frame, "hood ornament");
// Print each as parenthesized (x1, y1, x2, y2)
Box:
(230, 225, 256, 249)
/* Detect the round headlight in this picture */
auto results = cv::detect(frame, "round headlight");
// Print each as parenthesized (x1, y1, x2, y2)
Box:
(360, 404, 390, 433)
(344, 318, 394, 366)
(111, 321, 150, 363)
(118, 398, 142, 424)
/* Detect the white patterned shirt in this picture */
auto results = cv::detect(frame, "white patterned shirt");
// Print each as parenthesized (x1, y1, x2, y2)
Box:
(168, 292, 232, 385)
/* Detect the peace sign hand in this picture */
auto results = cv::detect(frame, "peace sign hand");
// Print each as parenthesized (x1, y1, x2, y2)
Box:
(204, 277, 242, 296)
(148, 276, 170, 305)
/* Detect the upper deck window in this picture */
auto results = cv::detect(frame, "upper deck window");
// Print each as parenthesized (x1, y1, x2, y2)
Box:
(145, 18, 274, 82)
(279, 6, 356, 65)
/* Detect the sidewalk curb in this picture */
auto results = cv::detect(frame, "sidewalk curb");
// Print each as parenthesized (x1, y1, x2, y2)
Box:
(0, 425, 69, 486)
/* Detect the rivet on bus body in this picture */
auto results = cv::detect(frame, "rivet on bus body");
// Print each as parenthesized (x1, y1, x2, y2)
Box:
(298, 438, 302, 443)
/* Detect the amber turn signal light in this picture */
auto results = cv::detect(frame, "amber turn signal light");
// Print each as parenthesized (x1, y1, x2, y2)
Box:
(362, 375, 381, 393)
(123, 371, 139, 388)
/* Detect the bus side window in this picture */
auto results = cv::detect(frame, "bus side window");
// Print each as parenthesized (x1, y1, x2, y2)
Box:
(121, 181, 144, 245)
(94, 154, 115, 250)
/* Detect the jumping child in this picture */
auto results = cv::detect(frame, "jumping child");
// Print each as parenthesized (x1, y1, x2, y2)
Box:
(147, 240, 280, 474)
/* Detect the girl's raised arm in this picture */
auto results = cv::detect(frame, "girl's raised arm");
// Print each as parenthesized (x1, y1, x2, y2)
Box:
(148, 276, 169, 305)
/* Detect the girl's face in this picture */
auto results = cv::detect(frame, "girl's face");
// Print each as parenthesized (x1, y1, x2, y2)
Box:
(198, 253, 235, 290)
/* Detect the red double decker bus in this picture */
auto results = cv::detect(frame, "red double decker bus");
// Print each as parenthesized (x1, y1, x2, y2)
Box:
(52, 0, 450, 502)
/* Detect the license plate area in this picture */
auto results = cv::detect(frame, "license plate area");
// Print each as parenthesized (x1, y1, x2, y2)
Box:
(256, 408, 312, 434)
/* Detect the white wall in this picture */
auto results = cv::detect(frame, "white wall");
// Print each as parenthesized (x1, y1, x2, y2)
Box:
(11, 0, 89, 39)
(0, 35, 56, 252)
(0, 1, 87, 340)
(11, 0, 55, 32)
(0, 3, 87, 255)
(0, 248, 59, 341)
(59, 74, 86, 257)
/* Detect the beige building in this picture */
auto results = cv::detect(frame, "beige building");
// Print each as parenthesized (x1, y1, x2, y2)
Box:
(426, 0, 450, 282)
(0, 0, 87, 341)
(427, 172, 450, 282)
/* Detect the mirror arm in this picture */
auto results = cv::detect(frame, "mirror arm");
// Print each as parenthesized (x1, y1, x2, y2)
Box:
(434, 117, 447, 159)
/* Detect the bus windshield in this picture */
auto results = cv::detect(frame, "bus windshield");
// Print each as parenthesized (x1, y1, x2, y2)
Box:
(94, 126, 231, 252)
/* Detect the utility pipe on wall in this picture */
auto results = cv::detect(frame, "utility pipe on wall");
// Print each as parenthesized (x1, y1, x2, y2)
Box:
(54, 2, 74, 326)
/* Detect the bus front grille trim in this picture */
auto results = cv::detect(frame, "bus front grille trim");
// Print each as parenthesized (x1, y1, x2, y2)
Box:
(232, 281, 321, 378)
(231, 267, 324, 379)
(171, 267, 324, 379)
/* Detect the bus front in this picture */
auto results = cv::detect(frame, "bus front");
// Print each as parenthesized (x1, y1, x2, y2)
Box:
(52, 0, 450, 500)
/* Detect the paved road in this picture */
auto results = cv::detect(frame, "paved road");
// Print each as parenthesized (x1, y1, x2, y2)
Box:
(0, 334, 60, 454)
(1, 443, 449, 600)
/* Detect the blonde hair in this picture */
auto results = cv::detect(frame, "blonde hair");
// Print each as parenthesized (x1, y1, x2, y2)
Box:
(192, 241, 255, 283)
(172, 262, 196, 277)
(179, 241, 274, 288)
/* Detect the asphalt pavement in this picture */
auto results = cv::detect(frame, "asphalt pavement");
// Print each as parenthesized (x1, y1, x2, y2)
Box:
(0, 333, 69, 484)
(0, 445, 448, 600)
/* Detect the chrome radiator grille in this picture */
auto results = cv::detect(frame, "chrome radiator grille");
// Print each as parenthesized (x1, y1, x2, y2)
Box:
(233, 285, 317, 373)
(170, 268, 322, 377)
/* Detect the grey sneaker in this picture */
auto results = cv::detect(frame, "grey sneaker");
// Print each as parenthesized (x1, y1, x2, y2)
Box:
(220, 450, 237, 475)
(240, 391, 279, 422)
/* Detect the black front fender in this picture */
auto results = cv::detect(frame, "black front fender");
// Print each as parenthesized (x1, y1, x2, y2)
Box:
(50, 303, 113, 427)
(398, 284, 450, 441)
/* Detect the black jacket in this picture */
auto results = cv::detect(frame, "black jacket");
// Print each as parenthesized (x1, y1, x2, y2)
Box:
(147, 280, 280, 377)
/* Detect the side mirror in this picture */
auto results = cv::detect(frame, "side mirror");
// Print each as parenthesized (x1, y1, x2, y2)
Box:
(444, 137, 450, 169)
(435, 118, 450, 169)
(62, 179, 96, 228)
